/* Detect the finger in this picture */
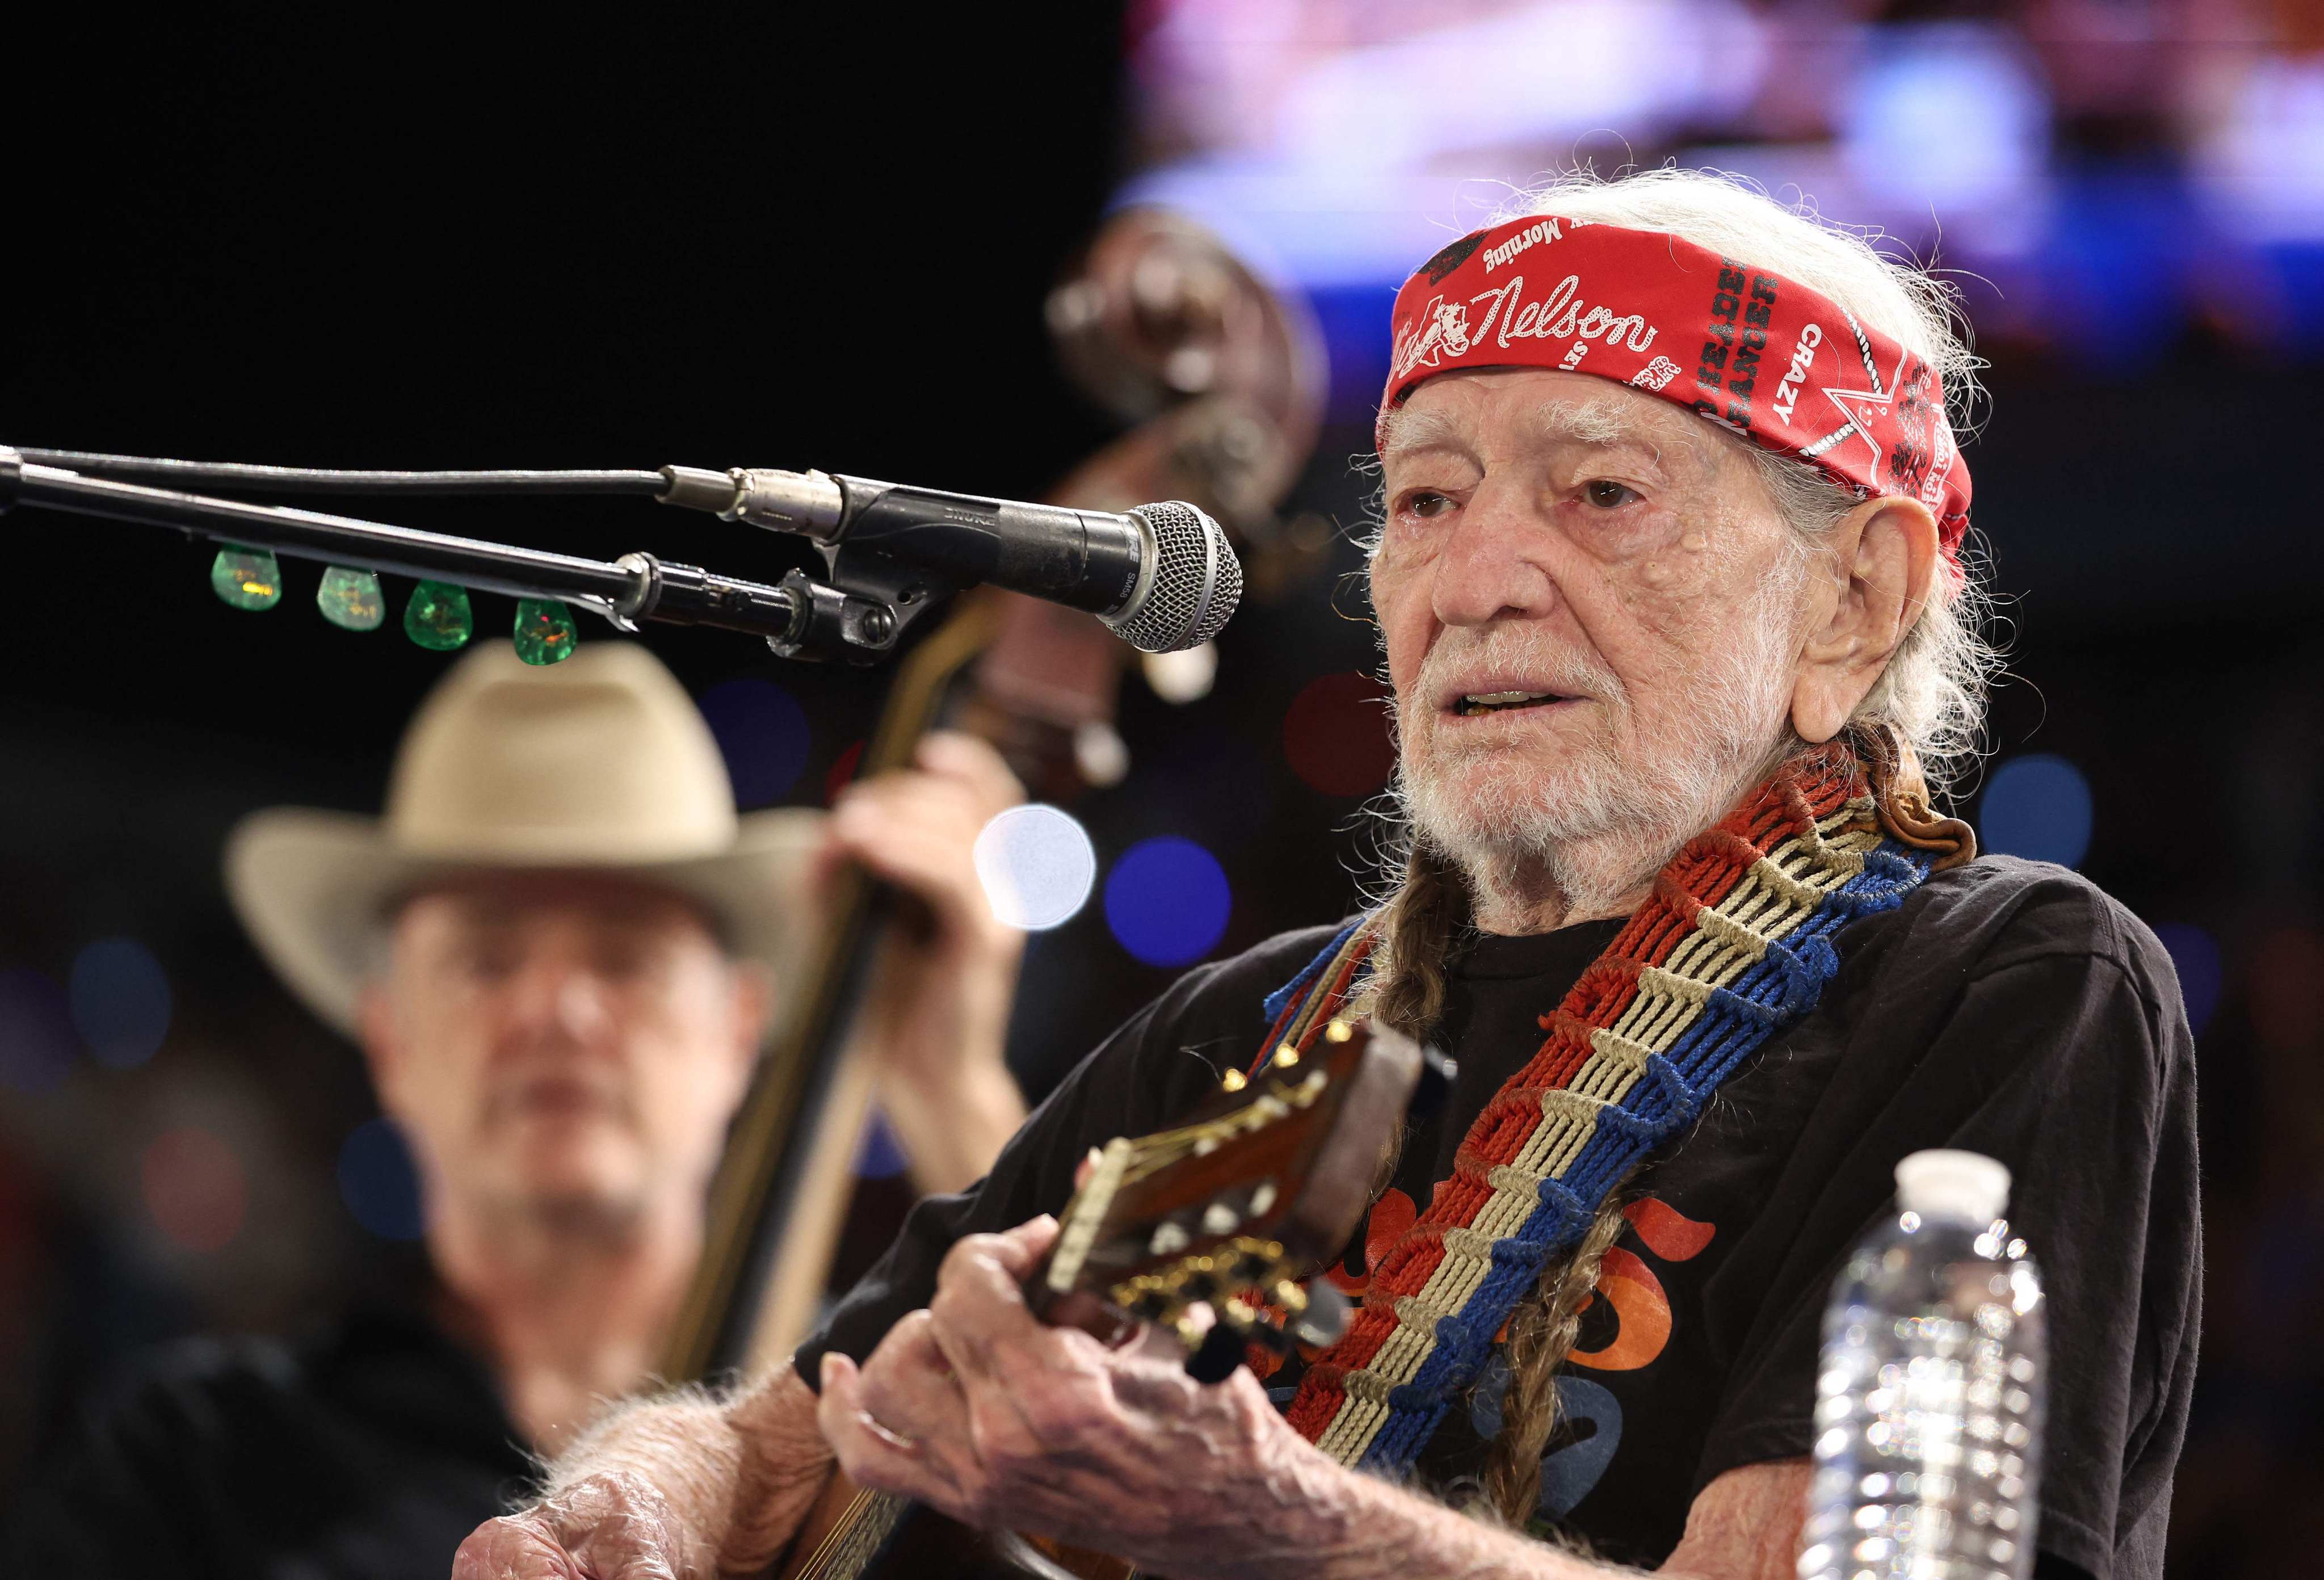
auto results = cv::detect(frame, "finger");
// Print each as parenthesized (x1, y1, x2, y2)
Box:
(854, 1312, 972, 1448)
(837, 760, 1006, 830)
(826, 796, 989, 891)
(984, 1213, 1060, 1274)
(916, 731, 1026, 812)
(839, 822, 982, 895)
(926, 1222, 1076, 1396)
(856, 856, 1008, 957)
(818, 1354, 978, 1522)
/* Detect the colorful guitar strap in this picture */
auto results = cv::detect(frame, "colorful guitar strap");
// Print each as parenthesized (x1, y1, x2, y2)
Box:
(1250, 747, 1939, 1477)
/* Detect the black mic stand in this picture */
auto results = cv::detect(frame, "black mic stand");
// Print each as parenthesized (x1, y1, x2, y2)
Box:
(0, 447, 954, 665)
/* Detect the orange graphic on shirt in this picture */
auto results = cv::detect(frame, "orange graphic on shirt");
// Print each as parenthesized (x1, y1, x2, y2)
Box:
(1246, 1191, 1714, 1381)
(1326, 1184, 1417, 1300)
(1565, 1197, 1716, 1371)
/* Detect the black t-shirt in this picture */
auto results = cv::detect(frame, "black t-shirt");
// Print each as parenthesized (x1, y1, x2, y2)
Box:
(797, 856, 2202, 1580)
(3, 1304, 533, 1579)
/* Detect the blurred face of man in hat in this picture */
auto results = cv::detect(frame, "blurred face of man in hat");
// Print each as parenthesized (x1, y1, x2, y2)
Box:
(362, 871, 767, 1251)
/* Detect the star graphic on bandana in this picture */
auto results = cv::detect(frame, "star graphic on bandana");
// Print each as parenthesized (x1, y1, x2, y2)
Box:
(1793, 308, 1957, 511)
(1798, 310, 1910, 473)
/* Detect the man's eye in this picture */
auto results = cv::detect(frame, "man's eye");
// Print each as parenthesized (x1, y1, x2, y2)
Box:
(591, 940, 658, 982)
(459, 947, 519, 984)
(1402, 490, 1456, 519)
(1583, 480, 1640, 509)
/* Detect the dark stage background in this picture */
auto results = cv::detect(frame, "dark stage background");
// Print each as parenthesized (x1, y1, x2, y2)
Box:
(4, 7, 2322, 1577)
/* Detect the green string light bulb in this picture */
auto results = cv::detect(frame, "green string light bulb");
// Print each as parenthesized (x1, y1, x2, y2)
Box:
(402, 581, 474, 650)
(512, 598, 578, 665)
(209, 545, 283, 610)
(316, 566, 386, 631)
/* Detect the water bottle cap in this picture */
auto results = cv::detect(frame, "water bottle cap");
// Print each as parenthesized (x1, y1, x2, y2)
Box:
(1894, 1149, 2011, 1222)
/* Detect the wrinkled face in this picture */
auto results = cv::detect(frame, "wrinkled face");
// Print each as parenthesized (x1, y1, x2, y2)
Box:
(364, 873, 764, 1239)
(1371, 368, 1812, 916)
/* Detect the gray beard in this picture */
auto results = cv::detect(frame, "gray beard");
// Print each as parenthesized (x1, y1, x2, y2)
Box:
(1396, 587, 1806, 931)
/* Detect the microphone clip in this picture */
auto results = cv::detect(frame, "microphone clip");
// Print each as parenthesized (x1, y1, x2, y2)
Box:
(778, 539, 952, 665)
(615, 541, 947, 666)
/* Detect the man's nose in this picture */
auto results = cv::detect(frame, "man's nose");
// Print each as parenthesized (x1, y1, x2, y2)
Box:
(1430, 477, 1558, 628)
(502, 956, 612, 1043)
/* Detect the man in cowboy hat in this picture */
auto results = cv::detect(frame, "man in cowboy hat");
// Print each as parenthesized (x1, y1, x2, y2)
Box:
(454, 169, 2198, 1580)
(7, 641, 1030, 1578)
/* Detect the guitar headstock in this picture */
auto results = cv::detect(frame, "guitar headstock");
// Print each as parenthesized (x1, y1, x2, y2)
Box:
(1027, 1018, 1420, 1379)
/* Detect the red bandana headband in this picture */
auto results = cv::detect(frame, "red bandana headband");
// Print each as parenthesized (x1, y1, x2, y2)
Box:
(1378, 215, 1971, 554)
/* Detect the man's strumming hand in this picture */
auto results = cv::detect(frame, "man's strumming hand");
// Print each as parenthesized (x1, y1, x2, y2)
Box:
(449, 1367, 831, 1580)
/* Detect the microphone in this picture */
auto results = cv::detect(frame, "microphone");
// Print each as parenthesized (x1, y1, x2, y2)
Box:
(657, 466, 1240, 654)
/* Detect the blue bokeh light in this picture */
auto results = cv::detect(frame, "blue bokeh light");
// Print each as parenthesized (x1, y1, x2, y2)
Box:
(0, 968, 78, 1093)
(697, 678, 812, 808)
(1980, 753, 2095, 868)
(2152, 922, 2224, 1036)
(1104, 837, 1232, 968)
(69, 936, 171, 1070)
(338, 1118, 426, 1241)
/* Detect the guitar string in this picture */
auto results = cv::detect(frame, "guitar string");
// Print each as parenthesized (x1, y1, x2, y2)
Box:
(797, 1486, 884, 1580)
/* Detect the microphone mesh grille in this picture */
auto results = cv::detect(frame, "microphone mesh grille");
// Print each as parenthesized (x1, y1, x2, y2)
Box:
(1104, 501, 1242, 654)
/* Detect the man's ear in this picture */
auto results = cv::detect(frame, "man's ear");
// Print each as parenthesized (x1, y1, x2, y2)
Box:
(1791, 495, 1938, 744)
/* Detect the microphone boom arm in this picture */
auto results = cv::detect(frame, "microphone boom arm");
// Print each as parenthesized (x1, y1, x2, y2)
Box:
(1, 445, 1234, 658)
(0, 449, 949, 664)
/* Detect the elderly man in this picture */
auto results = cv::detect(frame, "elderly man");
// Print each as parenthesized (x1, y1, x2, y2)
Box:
(6, 642, 1029, 1577)
(455, 171, 2199, 1580)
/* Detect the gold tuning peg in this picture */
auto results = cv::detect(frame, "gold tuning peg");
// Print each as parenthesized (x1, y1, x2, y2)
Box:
(1218, 1295, 1263, 1330)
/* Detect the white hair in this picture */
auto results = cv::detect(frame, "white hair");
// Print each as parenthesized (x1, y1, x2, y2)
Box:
(1375, 166, 2002, 798)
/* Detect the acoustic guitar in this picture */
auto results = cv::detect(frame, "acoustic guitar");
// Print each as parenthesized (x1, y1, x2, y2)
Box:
(777, 1016, 1421, 1580)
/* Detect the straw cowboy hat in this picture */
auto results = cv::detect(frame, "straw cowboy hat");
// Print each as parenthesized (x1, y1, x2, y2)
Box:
(226, 642, 822, 1038)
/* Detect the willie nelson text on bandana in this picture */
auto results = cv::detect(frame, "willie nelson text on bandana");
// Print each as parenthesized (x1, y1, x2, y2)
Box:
(1377, 215, 1973, 556)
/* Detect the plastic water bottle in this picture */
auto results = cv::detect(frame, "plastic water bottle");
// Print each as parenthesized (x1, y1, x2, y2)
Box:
(1797, 1150, 2046, 1580)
